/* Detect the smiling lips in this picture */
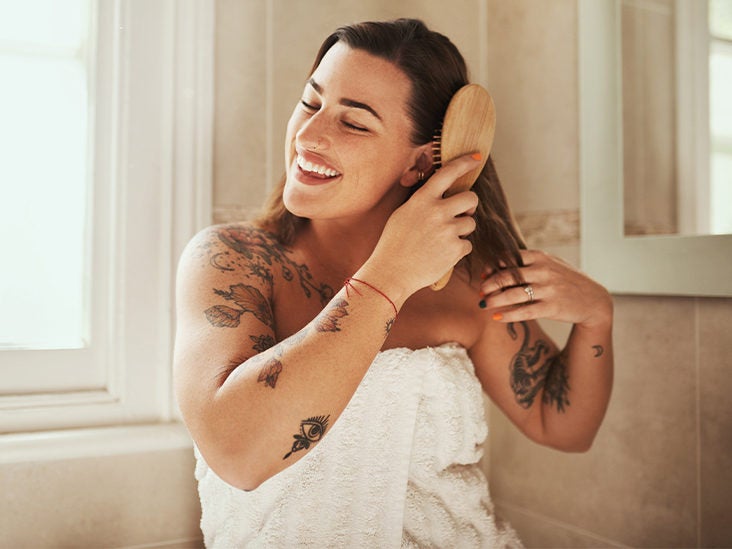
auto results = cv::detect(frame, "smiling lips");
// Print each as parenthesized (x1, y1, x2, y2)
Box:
(296, 154, 341, 181)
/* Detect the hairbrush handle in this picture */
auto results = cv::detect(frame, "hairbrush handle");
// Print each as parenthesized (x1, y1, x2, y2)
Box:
(430, 84, 496, 291)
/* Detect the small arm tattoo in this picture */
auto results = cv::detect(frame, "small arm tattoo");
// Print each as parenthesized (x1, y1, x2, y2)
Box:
(256, 356, 283, 389)
(314, 298, 350, 332)
(283, 415, 330, 459)
(592, 344, 604, 358)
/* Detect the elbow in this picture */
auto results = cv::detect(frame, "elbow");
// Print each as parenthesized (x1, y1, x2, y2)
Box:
(544, 430, 597, 453)
(199, 438, 274, 492)
(192, 416, 280, 492)
(558, 439, 593, 453)
(177, 392, 276, 491)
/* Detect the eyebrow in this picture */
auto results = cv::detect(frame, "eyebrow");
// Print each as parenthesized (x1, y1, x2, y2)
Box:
(308, 78, 383, 122)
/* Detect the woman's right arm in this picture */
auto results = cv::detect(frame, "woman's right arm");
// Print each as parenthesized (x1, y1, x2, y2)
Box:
(173, 156, 481, 491)
(175, 222, 407, 490)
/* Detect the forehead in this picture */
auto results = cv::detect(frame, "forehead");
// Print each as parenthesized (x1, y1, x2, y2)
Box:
(310, 43, 413, 121)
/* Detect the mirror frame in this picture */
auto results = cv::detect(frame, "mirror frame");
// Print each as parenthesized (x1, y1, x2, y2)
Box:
(579, 0, 732, 297)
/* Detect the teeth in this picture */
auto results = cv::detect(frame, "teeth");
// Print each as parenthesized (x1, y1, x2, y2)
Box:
(297, 155, 340, 177)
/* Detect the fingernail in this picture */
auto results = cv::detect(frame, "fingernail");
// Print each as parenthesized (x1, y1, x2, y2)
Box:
(492, 312, 503, 321)
(480, 271, 489, 280)
(479, 290, 486, 298)
(478, 299, 487, 309)
(471, 153, 482, 161)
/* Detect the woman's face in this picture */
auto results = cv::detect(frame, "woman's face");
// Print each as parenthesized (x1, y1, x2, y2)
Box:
(283, 42, 426, 222)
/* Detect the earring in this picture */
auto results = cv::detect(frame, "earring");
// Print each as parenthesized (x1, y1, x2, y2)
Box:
(417, 170, 424, 182)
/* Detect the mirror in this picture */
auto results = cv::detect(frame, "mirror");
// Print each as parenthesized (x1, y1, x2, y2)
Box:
(579, 0, 732, 296)
(621, 0, 732, 237)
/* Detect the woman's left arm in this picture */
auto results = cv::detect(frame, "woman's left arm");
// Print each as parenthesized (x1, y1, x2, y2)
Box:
(470, 249, 614, 452)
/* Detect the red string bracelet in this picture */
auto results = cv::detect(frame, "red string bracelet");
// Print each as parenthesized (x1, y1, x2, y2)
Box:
(344, 277, 398, 318)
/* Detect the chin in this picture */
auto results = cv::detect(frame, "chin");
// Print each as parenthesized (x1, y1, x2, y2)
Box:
(282, 182, 316, 219)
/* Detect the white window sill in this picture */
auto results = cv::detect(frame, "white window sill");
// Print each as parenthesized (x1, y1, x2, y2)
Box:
(0, 422, 193, 464)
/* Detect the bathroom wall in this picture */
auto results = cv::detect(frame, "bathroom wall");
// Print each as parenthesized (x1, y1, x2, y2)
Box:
(213, 0, 732, 547)
(484, 0, 732, 547)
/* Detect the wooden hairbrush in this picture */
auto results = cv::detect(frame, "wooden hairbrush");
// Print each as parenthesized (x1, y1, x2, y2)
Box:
(430, 83, 496, 291)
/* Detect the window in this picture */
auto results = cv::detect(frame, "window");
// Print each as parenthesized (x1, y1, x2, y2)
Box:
(0, 0, 90, 351)
(709, 0, 732, 233)
(675, 0, 732, 235)
(0, 0, 213, 434)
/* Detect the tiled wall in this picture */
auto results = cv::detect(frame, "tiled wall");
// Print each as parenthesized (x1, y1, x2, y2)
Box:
(484, 1, 732, 546)
(213, 0, 732, 546)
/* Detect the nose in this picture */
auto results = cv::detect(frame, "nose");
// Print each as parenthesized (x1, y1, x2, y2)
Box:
(296, 111, 331, 152)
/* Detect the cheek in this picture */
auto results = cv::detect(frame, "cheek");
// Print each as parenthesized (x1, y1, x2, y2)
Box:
(284, 110, 301, 164)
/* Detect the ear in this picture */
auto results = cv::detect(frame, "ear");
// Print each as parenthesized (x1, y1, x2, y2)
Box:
(399, 143, 435, 188)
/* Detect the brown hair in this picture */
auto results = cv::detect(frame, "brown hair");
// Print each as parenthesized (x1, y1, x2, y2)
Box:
(257, 18, 525, 280)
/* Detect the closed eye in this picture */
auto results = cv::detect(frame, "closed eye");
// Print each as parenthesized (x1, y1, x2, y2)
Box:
(300, 99, 319, 112)
(342, 121, 368, 132)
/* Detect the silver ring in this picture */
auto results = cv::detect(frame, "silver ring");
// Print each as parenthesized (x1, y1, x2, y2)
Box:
(523, 285, 535, 303)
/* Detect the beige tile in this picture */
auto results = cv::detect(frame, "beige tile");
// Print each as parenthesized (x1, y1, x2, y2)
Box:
(214, 0, 269, 209)
(517, 209, 580, 249)
(698, 297, 732, 547)
(489, 295, 698, 547)
(0, 448, 201, 547)
(495, 503, 628, 548)
(485, 0, 579, 214)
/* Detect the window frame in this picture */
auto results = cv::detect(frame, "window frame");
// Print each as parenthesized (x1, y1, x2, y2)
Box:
(0, 0, 213, 434)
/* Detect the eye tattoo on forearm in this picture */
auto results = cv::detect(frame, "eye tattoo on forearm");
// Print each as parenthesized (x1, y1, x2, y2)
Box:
(283, 415, 330, 460)
(507, 322, 571, 413)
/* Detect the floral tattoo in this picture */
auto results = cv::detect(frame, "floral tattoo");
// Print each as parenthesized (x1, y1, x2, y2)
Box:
(508, 321, 570, 412)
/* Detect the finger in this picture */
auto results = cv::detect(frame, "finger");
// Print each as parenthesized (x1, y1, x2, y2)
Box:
(488, 302, 546, 323)
(480, 283, 538, 310)
(418, 153, 482, 198)
(480, 268, 528, 295)
(442, 189, 479, 217)
(455, 215, 477, 237)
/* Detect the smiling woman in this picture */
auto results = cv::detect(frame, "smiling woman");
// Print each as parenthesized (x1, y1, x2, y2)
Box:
(174, 17, 613, 548)
(281, 43, 419, 222)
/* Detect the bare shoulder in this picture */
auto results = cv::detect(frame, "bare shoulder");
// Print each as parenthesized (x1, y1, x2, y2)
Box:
(179, 221, 286, 282)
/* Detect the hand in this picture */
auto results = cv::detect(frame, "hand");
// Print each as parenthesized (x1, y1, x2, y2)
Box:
(479, 250, 613, 329)
(366, 153, 482, 299)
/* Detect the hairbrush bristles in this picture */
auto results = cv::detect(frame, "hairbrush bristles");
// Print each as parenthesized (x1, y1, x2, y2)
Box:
(432, 126, 443, 168)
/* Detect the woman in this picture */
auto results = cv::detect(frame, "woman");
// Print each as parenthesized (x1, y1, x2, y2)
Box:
(174, 18, 613, 548)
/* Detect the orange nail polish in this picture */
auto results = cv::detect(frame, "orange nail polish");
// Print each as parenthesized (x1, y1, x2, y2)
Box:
(492, 312, 503, 321)
(471, 153, 482, 161)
